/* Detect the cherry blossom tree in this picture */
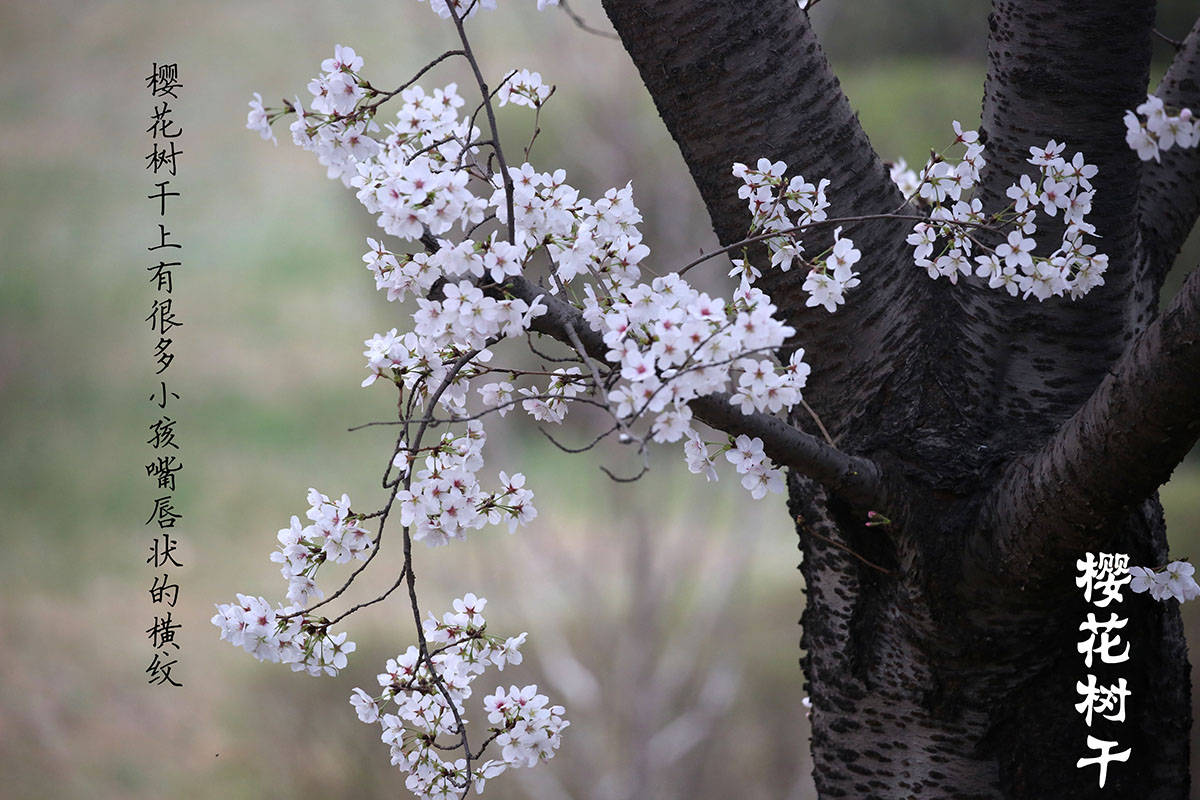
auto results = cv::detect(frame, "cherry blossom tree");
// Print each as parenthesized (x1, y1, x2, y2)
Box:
(220, 1, 1200, 797)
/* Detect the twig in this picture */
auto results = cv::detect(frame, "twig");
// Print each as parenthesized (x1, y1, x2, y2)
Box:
(802, 523, 893, 575)
(557, 0, 621, 40)
(325, 565, 410, 626)
(526, 332, 582, 363)
(450, 9, 515, 245)
(396, 334, 482, 795)
(537, 421, 620, 453)
(523, 85, 556, 160)
(359, 49, 466, 113)
(799, 398, 835, 446)
(1153, 27, 1185, 51)
(674, 212, 990, 276)
(600, 461, 651, 483)
(348, 392, 612, 431)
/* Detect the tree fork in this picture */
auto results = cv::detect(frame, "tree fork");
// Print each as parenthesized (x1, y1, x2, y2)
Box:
(594, 0, 1198, 796)
(598, 0, 921, 435)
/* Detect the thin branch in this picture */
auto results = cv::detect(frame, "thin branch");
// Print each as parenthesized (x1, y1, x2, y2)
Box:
(466, 213, 497, 239)
(802, 523, 893, 576)
(526, 332, 581, 363)
(325, 565, 410, 626)
(1153, 27, 1185, 51)
(523, 86, 556, 160)
(600, 461, 651, 483)
(557, 0, 621, 39)
(674, 211, 990, 276)
(449, 11, 515, 245)
(292, 356, 477, 622)
(348, 392, 612, 431)
(564, 321, 640, 443)
(536, 421, 620, 454)
(402, 515, 473, 796)
(466, 68, 519, 152)
(396, 334, 481, 794)
(470, 729, 506, 762)
(359, 49, 466, 113)
(798, 398, 835, 447)
(406, 133, 487, 165)
(279, 521, 388, 620)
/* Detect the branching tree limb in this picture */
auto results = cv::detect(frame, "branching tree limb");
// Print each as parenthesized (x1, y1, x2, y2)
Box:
(982, 263, 1200, 585)
(598, 0, 918, 435)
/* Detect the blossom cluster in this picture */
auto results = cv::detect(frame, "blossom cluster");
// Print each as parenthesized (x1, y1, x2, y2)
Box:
(271, 488, 373, 607)
(492, 164, 648, 288)
(732, 158, 865, 313)
(248, 42, 835, 526)
(247, 34, 834, 502)
(905, 120, 987, 207)
(212, 489, 370, 673)
(893, 123, 1108, 301)
(279, 45, 388, 187)
(351, 595, 567, 798)
(339, 77, 805, 496)
(1124, 94, 1198, 162)
(422, 281, 544, 350)
(1129, 560, 1200, 603)
(246, 93, 276, 145)
(308, 44, 367, 117)
(497, 69, 551, 109)
(395, 422, 538, 546)
(486, 160, 813, 496)
(580, 272, 799, 443)
(353, 82, 485, 227)
(724, 434, 786, 498)
(211, 594, 357, 677)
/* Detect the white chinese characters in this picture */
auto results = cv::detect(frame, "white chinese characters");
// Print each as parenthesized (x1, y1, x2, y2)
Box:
(1074, 552, 1132, 788)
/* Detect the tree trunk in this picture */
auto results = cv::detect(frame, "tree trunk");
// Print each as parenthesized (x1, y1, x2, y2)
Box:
(594, 0, 1199, 796)
(793, 481, 1190, 798)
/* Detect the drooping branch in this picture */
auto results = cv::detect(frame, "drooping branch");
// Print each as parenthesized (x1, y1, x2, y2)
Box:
(1141, 15, 1200, 289)
(687, 389, 884, 510)
(598, 0, 919, 435)
(982, 263, 1200, 584)
(503, 274, 888, 510)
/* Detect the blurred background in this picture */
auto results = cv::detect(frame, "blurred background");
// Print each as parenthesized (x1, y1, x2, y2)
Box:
(1, 1, 1197, 798)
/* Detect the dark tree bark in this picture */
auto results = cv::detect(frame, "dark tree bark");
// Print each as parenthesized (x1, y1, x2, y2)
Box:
(576, 0, 1200, 796)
